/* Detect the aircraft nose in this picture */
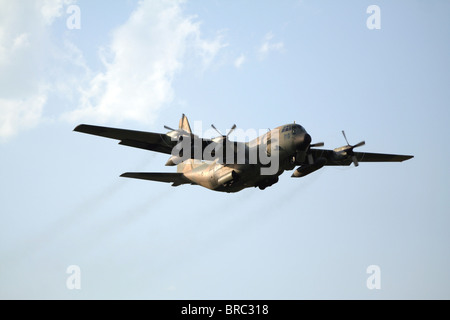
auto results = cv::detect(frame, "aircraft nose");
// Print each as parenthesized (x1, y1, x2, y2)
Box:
(304, 133, 312, 146)
(295, 133, 311, 150)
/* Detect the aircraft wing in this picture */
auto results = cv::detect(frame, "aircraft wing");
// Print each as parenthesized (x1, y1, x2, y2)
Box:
(120, 172, 195, 187)
(308, 149, 414, 166)
(74, 124, 243, 163)
(74, 124, 176, 154)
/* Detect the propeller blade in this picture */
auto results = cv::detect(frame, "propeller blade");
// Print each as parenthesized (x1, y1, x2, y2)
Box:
(352, 155, 359, 167)
(227, 124, 237, 138)
(310, 142, 324, 148)
(340, 131, 364, 167)
(342, 130, 350, 146)
(353, 141, 366, 149)
(211, 124, 223, 137)
(164, 125, 176, 131)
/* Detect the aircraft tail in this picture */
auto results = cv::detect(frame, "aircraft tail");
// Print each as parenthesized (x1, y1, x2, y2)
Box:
(176, 114, 201, 173)
(179, 113, 192, 134)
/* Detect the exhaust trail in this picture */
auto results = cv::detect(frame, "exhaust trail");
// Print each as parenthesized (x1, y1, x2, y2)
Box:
(3, 155, 156, 265)
(79, 188, 174, 250)
(196, 172, 326, 251)
(2, 180, 128, 265)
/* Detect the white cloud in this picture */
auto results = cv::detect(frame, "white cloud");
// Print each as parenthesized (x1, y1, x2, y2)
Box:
(0, 0, 226, 140)
(12, 33, 31, 50)
(65, 0, 226, 125)
(0, 93, 47, 141)
(40, 0, 75, 25)
(258, 32, 284, 59)
(234, 54, 246, 68)
(0, 0, 74, 140)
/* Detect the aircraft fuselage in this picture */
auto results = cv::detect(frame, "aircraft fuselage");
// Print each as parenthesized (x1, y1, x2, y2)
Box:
(182, 123, 311, 193)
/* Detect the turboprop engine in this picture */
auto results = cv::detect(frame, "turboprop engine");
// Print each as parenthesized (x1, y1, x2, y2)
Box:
(292, 157, 327, 178)
(217, 170, 239, 186)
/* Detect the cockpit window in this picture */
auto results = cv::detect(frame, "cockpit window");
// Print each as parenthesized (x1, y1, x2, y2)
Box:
(282, 124, 305, 134)
(294, 124, 305, 133)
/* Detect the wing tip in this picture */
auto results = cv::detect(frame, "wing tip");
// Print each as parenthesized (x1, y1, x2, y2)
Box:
(402, 155, 414, 161)
(73, 124, 84, 132)
(73, 124, 91, 133)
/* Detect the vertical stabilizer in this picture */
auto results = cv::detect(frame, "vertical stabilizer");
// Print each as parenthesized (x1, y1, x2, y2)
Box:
(179, 114, 192, 133)
(177, 114, 194, 173)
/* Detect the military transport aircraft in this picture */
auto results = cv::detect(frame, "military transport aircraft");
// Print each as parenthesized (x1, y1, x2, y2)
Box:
(74, 114, 413, 193)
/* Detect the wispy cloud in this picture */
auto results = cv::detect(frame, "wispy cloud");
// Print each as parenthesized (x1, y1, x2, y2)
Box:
(65, 0, 226, 125)
(0, 0, 74, 140)
(234, 54, 246, 69)
(258, 32, 284, 60)
(0, 0, 226, 140)
(40, 0, 75, 25)
(0, 93, 47, 141)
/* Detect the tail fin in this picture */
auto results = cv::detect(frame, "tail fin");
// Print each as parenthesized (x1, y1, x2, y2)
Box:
(177, 114, 195, 173)
(179, 114, 192, 134)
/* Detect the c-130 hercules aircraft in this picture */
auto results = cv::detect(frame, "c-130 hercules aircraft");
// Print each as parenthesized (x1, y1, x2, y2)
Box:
(74, 114, 413, 193)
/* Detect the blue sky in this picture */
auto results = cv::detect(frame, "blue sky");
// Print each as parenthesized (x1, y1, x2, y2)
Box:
(0, 0, 449, 299)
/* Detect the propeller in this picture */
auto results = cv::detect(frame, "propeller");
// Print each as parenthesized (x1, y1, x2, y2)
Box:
(228, 124, 237, 138)
(211, 124, 237, 141)
(342, 131, 365, 149)
(164, 124, 195, 141)
(164, 125, 176, 131)
(340, 130, 366, 167)
(310, 142, 324, 148)
(305, 142, 324, 164)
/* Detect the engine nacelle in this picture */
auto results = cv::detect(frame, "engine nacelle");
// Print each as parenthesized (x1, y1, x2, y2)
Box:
(217, 170, 239, 186)
(165, 155, 183, 166)
(292, 157, 327, 178)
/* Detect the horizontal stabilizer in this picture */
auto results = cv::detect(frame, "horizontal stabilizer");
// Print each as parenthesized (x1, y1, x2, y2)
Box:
(120, 172, 194, 187)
